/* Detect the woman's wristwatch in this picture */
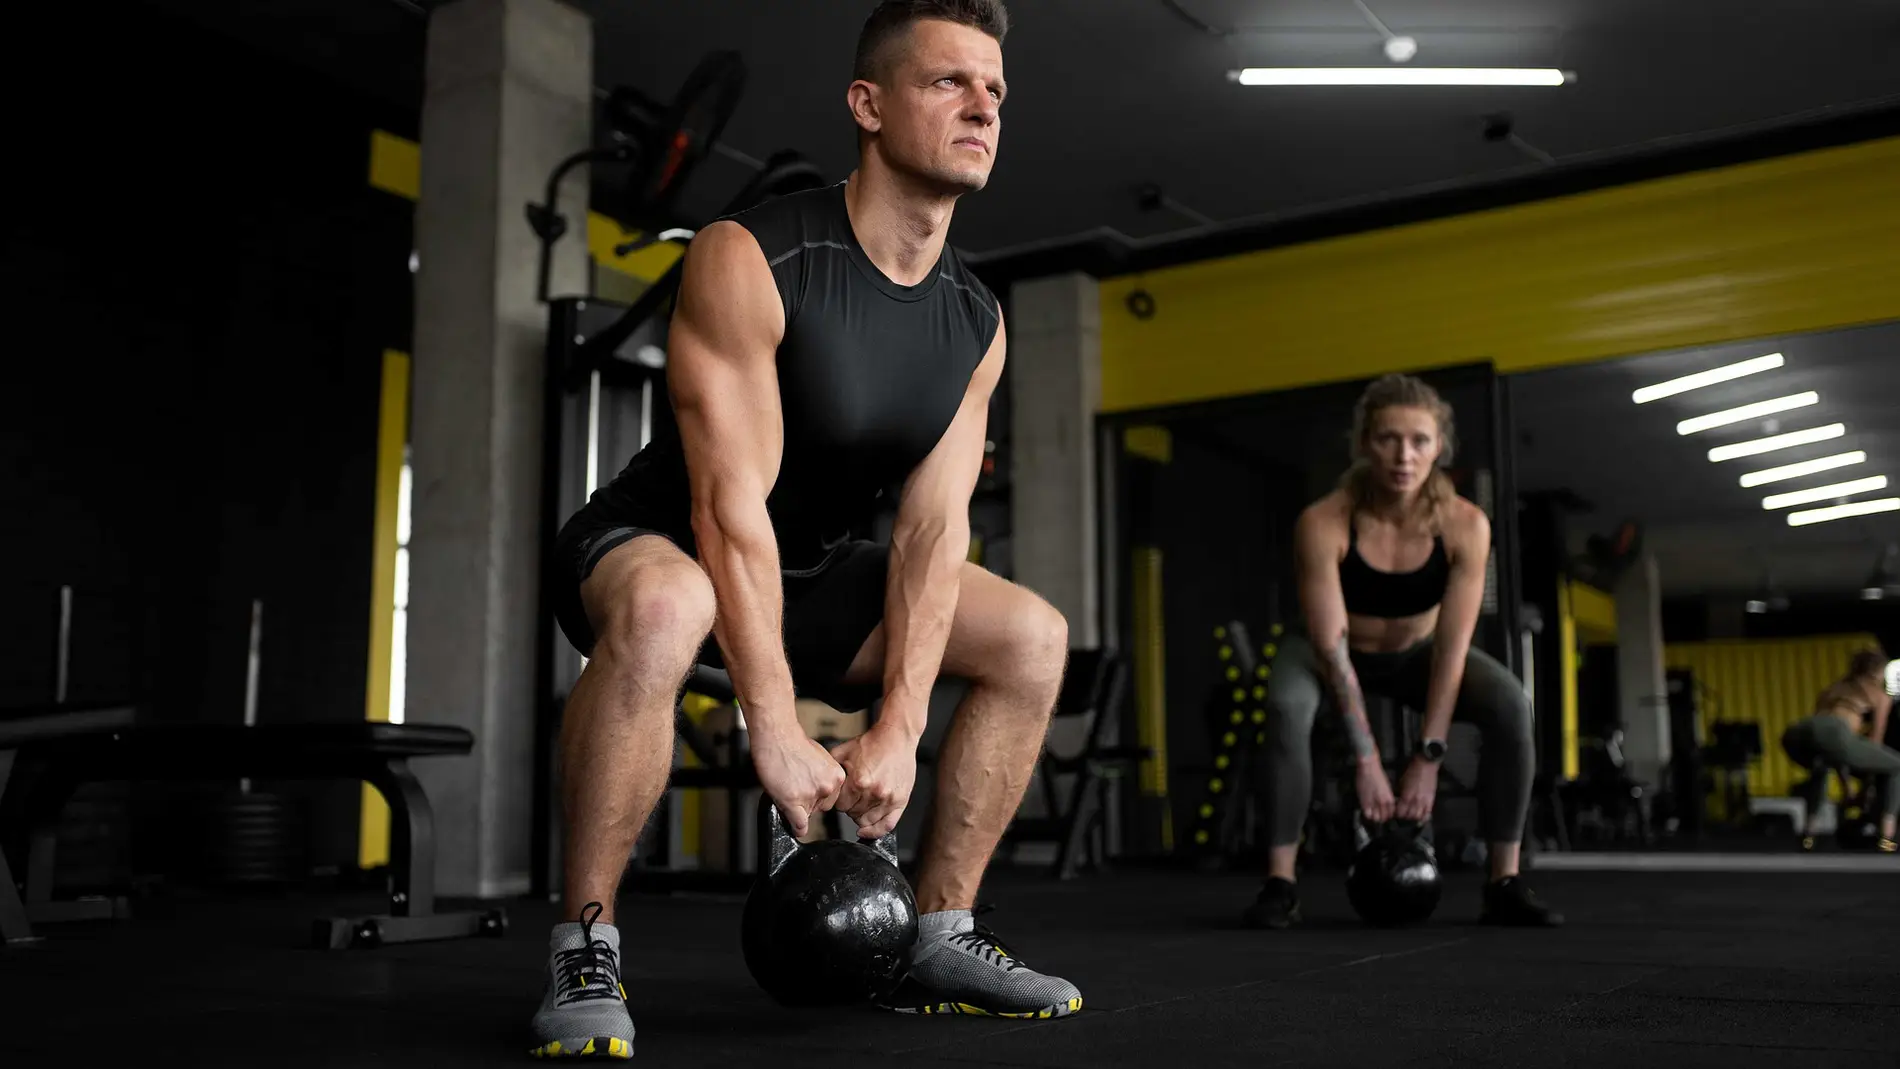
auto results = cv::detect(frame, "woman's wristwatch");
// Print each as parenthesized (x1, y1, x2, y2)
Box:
(1417, 738, 1448, 763)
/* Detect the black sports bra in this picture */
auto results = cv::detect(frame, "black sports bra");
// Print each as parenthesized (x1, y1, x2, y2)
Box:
(1339, 517, 1451, 619)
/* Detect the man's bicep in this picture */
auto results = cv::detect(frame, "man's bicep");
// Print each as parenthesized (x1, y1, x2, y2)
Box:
(666, 222, 786, 498)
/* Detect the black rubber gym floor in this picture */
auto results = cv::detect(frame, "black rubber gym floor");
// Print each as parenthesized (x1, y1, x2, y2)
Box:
(2, 866, 1895, 1067)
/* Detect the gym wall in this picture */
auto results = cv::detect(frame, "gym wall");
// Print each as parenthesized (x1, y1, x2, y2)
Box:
(1663, 634, 1881, 800)
(2, 2, 417, 879)
(1095, 133, 1900, 414)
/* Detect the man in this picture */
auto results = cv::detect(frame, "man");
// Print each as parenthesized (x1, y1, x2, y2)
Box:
(531, 1, 1081, 1059)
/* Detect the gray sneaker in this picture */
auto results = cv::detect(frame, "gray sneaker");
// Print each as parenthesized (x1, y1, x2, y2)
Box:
(529, 902, 635, 1059)
(876, 908, 1083, 1019)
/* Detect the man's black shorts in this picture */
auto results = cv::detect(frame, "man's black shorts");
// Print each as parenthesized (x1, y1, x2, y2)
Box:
(552, 506, 888, 712)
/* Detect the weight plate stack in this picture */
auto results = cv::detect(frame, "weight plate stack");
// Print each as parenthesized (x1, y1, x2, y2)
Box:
(199, 789, 305, 887)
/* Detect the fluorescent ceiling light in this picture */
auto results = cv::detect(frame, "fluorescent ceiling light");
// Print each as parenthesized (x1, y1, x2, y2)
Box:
(1788, 498, 1900, 527)
(1739, 451, 1867, 487)
(1761, 476, 1889, 511)
(1632, 353, 1784, 404)
(1707, 423, 1845, 462)
(1231, 67, 1570, 87)
(1676, 392, 1819, 435)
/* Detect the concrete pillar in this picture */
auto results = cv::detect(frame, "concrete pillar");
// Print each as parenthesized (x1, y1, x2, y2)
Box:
(1614, 554, 1673, 786)
(408, 0, 593, 898)
(1009, 273, 1102, 649)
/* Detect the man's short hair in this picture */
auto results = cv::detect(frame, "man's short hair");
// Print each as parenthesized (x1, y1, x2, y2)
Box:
(852, 0, 1010, 84)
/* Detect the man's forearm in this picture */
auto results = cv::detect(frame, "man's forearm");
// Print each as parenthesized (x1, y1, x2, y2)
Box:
(1321, 634, 1379, 762)
(693, 503, 799, 739)
(878, 517, 967, 738)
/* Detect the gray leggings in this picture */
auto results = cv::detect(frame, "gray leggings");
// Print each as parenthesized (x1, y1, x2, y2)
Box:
(1261, 632, 1536, 846)
(1782, 715, 1900, 821)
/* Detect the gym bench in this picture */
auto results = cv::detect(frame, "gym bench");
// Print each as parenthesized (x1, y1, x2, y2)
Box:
(1, 716, 503, 951)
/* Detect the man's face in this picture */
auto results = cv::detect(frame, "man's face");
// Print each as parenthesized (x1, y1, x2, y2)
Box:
(858, 19, 1005, 193)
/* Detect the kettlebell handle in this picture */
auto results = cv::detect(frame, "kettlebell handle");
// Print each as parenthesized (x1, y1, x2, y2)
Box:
(1353, 811, 1436, 851)
(756, 794, 900, 876)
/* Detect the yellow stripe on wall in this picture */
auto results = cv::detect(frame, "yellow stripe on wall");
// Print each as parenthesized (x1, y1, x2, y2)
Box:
(359, 349, 410, 870)
(1556, 580, 1579, 780)
(586, 212, 686, 285)
(1568, 581, 1617, 644)
(1664, 634, 1880, 800)
(1130, 547, 1172, 851)
(369, 130, 420, 200)
(1099, 135, 1900, 412)
(1123, 425, 1173, 464)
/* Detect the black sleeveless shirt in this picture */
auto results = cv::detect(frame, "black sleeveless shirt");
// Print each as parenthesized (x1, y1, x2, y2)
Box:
(1338, 516, 1452, 619)
(587, 182, 1000, 571)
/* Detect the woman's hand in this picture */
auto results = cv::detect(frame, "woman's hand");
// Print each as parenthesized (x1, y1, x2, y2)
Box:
(1354, 758, 1397, 823)
(1396, 757, 1440, 823)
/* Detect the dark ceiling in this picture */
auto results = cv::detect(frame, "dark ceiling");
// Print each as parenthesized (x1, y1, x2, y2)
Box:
(1512, 321, 1900, 599)
(141, 0, 1900, 258)
(129, 0, 1900, 597)
(591, 0, 1900, 260)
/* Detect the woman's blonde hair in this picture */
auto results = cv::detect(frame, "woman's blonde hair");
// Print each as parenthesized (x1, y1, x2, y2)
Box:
(1340, 373, 1458, 529)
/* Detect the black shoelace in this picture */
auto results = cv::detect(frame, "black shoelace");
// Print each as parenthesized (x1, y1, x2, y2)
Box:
(554, 901, 623, 1005)
(947, 905, 1025, 972)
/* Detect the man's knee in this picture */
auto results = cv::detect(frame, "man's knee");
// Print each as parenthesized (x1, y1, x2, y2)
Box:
(593, 559, 716, 667)
(999, 589, 1069, 696)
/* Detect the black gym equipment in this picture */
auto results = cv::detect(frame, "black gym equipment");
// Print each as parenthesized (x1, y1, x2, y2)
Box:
(602, 51, 749, 240)
(741, 795, 917, 1008)
(1, 712, 502, 950)
(527, 51, 750, 304)
(1345, 815, 1442, 927)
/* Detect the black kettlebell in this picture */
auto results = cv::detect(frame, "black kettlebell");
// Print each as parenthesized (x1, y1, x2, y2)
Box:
(1346, 815, 1442, 927)
(740, 795, 918, 1007)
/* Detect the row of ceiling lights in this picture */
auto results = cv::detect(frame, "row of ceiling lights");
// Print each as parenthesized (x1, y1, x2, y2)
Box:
(1632, 352, 1897, 528)
(1631, 351, 1900, 604)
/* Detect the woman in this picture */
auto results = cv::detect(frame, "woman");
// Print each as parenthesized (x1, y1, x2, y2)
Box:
(1242, 373, 1562, 929)
(1782, 649, 1898, 852)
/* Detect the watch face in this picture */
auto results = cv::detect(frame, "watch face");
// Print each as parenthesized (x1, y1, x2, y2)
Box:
(1424, 740, 1447, 759)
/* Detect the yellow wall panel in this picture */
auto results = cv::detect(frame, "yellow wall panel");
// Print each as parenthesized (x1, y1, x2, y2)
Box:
(1098, 136, 1900, 412)
(1664, 634, 1879, 799)
(368, 130, 420, 200)
(1567, 581, 1617, 645)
